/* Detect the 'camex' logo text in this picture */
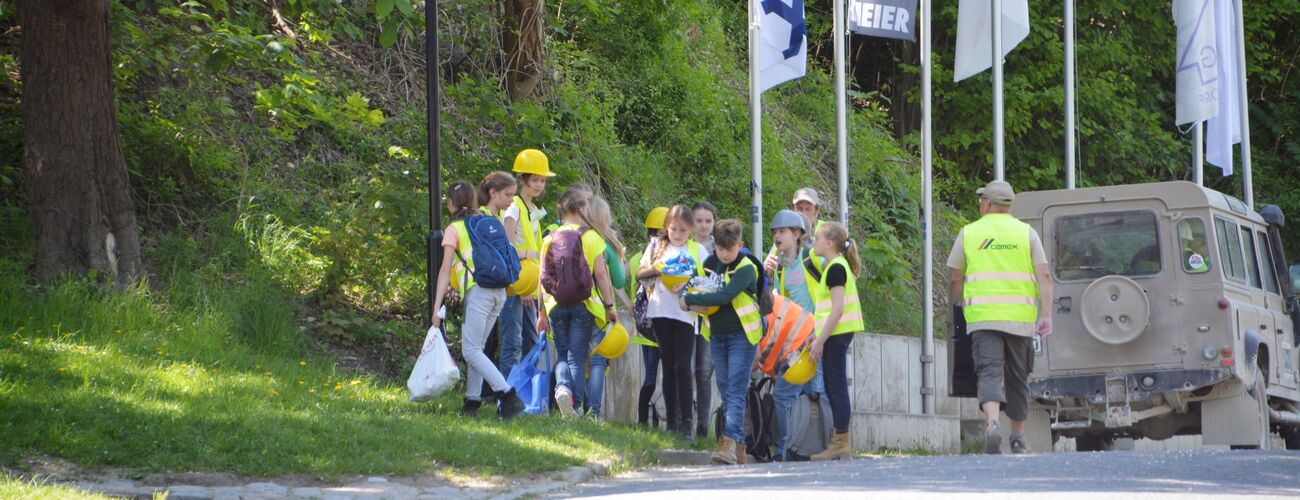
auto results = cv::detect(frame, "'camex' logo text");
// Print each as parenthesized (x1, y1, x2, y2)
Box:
(979, 238, 1020, 250)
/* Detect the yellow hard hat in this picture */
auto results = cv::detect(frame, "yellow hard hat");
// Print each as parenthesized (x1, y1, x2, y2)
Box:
(782, 348, 816, 385)
(655, 262, 692, 289)
(594, 321, 629, 359)
(508, 259, 540, 297)
(644, 206, 669, 230)
(513, 149, 556, 177)
(688, 288, 720, 315)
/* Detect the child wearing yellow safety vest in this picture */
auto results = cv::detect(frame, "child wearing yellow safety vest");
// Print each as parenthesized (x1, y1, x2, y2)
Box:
(806, 222, 865, 460)
(636, 205, 706, 440)
(539, 184, 618, 418)
(680, 220, 761, 465)
(472, 171, 518, 399)
(431, 181, 526, 420)
(499, 150, 553, 383)
(764, 209, 827, 461)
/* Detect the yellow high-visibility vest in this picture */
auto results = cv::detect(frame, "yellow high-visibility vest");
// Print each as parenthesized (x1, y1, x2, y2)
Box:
(700, 258, 764, 345)
(961, 214, 1039, 325)
(810, 256, 865, 336)
(774, 247, 820, 298)
(512, 195, 542, 256)
(449, 220, 476, 294)
(540, 224, 610, 327)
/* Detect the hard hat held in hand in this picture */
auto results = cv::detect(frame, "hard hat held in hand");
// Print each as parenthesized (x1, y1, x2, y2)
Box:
(782, 348, 816, 385)
(508, 258, 539, 297)
(655, 261, 692, 289)
(594, 321, 629, 359)
(513, 149, 556, 177)
(686, 275, 724, 315)
(687, 288, 719, 315)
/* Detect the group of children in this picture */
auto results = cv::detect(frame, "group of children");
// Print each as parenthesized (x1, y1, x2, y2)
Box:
(430, 149, 864, 464)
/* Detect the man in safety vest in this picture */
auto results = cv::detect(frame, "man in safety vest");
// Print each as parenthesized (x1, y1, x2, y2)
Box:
(947, 180, 1053, 455)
